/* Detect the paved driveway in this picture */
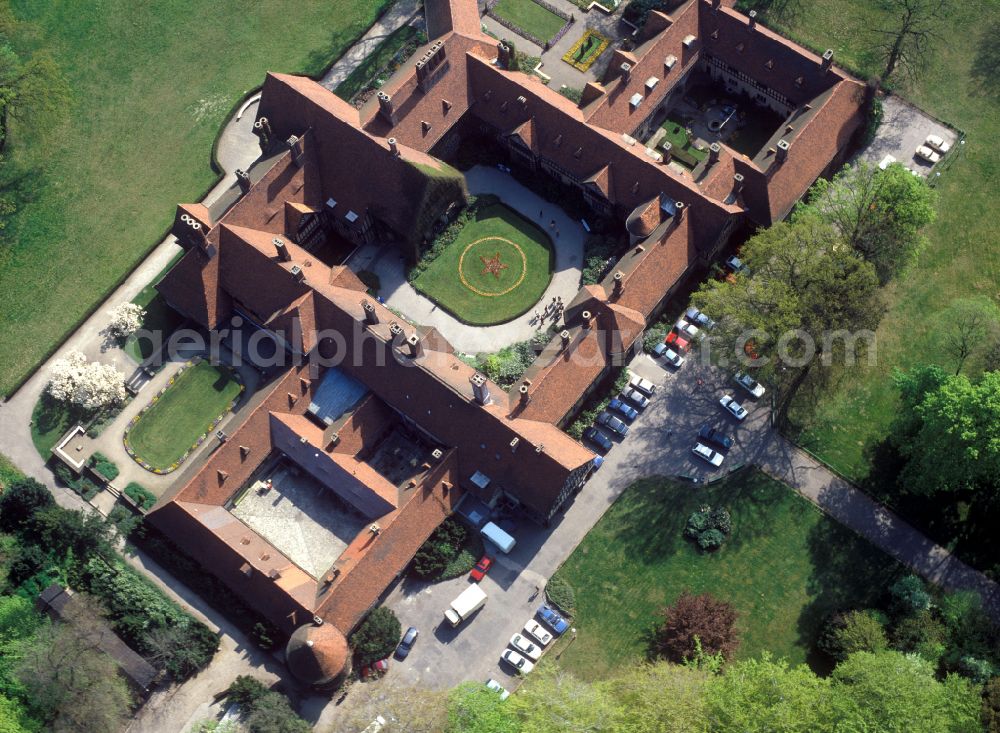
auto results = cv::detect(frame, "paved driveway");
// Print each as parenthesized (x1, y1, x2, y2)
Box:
(859, 95, 960, 177)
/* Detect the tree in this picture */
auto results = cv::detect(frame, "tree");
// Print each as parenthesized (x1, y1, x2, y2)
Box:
(935, 297, 1000, 375)
(105, 302, 145, 341)
(337, 678, 448, 733)
(46, 351, 126, 411)
(869, 0, 946, 85)
(694, 214, 881, 424)
(893, 371, 1000, 494)
(446, 682, 520, 733)
(651, 591, 740, 663)
(0, 476, 52, 532)
(818, 610, 888, 662)
(350, 606, 401, 667)
(983, 676, 1000, 733)
(15, 617, 132, 732)
(798, 161, 936, 284)
(511, 664, 621, 732)
(889, 575, 932, 616)
(245, 691, 310, 733)
(831, 651, 981, 732)
(599, 663, 709, 733)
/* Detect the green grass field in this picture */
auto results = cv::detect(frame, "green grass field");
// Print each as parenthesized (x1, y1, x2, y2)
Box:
(413, 203, 553, 325)
(0, 454, 23, 486)
(552, 469, 907, 680)
(759, 0, 1000, 479)
(126, 362, 241, 471)
(0, 0, 391, 397)
(659, 119, 708, 168)
(491, 0, 567, 43)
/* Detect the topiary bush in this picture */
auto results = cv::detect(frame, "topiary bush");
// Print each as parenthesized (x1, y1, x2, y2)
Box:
(350, 606, 401, 668)
(684, 506, 732, 552)
(545, 575, 576, 615)
(124, 481, 156, 510)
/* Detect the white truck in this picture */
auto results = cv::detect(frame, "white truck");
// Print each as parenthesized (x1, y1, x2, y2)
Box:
(444, 584, 487, 627)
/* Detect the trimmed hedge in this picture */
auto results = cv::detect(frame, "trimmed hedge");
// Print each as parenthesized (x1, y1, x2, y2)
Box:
(545, 575, 576, 615)
(124, 482, 156, 510)
(88, 452, 119, 482)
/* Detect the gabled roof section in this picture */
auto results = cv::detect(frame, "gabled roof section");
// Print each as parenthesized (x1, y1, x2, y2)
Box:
(425, 0, 484, 39)
(584, 164, 613, 197)
(509, 117, 539, 152)
(156, 246, 229, 330)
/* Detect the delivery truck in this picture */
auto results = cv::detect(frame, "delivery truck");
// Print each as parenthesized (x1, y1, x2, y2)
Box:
(480, 522, 516, 554)
(444, 584, 487, 627)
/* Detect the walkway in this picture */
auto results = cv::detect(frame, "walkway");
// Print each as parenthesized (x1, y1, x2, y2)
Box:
(353, 165, 584, 354)
(320, 0, 424, 91)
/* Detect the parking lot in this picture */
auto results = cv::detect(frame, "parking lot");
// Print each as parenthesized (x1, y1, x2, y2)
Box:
(368, 347, 775, 694)
(859, 95, 960, 177)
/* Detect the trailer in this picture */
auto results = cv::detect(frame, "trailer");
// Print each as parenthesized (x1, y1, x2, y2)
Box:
(444, 584, 487, 627)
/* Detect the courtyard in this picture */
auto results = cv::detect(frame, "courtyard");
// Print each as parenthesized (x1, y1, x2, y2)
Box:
(411, 201, 555, 325)
(230, 459, 368, 578)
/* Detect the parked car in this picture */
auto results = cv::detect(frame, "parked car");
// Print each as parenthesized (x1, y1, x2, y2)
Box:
(725, 255, 747, 273)
(537, 605, 570, 635)
(628, 374, 656, 396)
(583, 426, 613, 452)
(470, 556, 493, 582)
(607, 398, 638, 422)
(924, 133, 951, 154)
(509, 633, 543, 661)
(914, 144, 941, 164)
(620, 387, 650, 409)
(372, 658, 389, 674)
(596, 411, 629, 437)
(685, 306, 716, 330)
(698, 425, 733, 450)
(486, 679, 511, 701)
(674, 319, 701, 339)
(501, 648, 535, 674)
(665, 331, 691, 353)
(692, 442, 724, 467)
(878, 153, 897, 170)
(734, 371, 766, 398)
(720, 394, 749, 420)
(523, 619, 553, 647)
(657, 344, 685, 368)
(394, 626, 419, 660)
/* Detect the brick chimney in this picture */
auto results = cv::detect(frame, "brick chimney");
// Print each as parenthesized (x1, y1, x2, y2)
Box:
(388, 137, 400, 157)
(361, 299, 378, 325)
(287, 135, 305, 167)
(613, 270, 625, 295)
(821, 48, 834, 72)
(377, 92, 397, 125)
(252, 116, 272, 151)
(470, 372, 491, 405)
(748, 10, 757, 29)
(620, 62, 632, 84)
(712, 0, 721, 8)
(674, 201, 686, 222)
(235, 169, 251, 194)
(733, 172, 745, 193)
(708, 142, 721, 164)
(273, 237, 291, 261)
(776, 138, 790, 162)
(497, 41, 511, 69)
(660, 140, 673, 163)
(518, 383, 531, 404)
(406, 332, 423, 359)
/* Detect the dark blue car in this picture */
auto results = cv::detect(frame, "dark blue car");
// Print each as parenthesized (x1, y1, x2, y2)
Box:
(537, 605, 570, 635)
(698, 425, 734, 451)
(395, 626, 419, 660)
(583, 427, 612, 452)
(607, 398, 638, 422)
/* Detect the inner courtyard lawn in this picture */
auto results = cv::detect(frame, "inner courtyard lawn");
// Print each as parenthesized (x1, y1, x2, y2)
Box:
(412, 203, 553, 325)
(552, 469, 908, 680)
(0, 0, 391, 397)
(748, 0, 1000, 480)
(126, 362, 242, 471)
(491, 0, 567, 44)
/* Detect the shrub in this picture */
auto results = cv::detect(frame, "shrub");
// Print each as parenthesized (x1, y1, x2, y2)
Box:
(88, 452, 119, 482)
(580, 234, 619, 286)
(350, 606, 401, 668)
(889, 609, 947, 663)
(889, 575, 931, 617)
(684, 506, 732, 552)
(819, 610, 888, 662)
(643, 321, 669, 353)
(558, 86, 583, 104)
(474, 337, 542, 389)
(123, 482, 156, 510)
(697, 528, 726, 551)
(957, 655, 994, 683)
(412, 518, 473, 580)
(245, 690, 311, 733)
(545, 575, 576, 615)
(983, 677, 1000, 733)
(250, 621, 278, 651)
(651, 591, 740, 663)
(226, 676, 270, 708)
(356, 269, 381, 294)
(0, 477, 53, 532)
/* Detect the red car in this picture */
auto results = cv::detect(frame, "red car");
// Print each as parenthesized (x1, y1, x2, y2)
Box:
(470, 555, 494, 582)
(665, 331, 691, 353)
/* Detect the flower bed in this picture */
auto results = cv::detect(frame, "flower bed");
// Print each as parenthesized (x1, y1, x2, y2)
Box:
(562, 29, 610, 72)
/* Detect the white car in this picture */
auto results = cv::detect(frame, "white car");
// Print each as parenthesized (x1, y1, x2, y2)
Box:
(523, 619, 552, 647)
(692, 442, 724, 467)
(628, 374, 656, 396)
(509, 633, 543, 661)
(878, 153, 897, 170)
(685, 306, 716, 330)
(720, 394, 748, 420)
(924, 133, 950, 154)
(675, 318, 701, 339)
(914, 145, 941, 164)
(621, 388, 650, 409)
(734, 371, 765, 398)
(486, 678, 511, 700)
(653, 342, 686, 367)
(501, 648, 535, 674)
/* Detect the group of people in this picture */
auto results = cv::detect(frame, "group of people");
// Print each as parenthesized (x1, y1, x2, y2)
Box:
(531, 296, 564, 327)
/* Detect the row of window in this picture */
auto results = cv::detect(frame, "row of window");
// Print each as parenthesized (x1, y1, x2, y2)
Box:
(705, 55, 790, 107)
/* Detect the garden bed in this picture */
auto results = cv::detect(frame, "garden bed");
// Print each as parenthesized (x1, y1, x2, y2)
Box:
(562, 30, 610, 72)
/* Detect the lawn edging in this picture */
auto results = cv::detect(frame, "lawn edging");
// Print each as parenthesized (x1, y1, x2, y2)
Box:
(123, 358, 244, 474)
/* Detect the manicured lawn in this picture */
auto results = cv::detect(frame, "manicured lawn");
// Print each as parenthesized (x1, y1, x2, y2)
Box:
(755, 0, 1000, 480)
(552, 469, 907, 680)
(0, 0, 392, 397)
(126, 362, 242, 471)
(491, 0, 567, 44)
(659, 119, 707, 168)
(413, 204, 553, 325)
(335, 25, 423, 102)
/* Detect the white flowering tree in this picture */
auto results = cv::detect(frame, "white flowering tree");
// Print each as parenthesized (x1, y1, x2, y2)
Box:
(106, 302, 146, 341)
(47, 351, 126, 411)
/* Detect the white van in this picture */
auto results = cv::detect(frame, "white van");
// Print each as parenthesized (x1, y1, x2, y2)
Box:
(480, 522, 516, 554)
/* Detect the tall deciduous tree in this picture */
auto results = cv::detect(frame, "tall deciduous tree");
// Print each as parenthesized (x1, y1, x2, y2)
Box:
(651, 591, 740, 663)
(599, 663, 709, 733)
(869, 0, 946, 85)
(798, 161, 937, 284)
(694, 214, 882, 424)
(0, 476, 52, 532)
(934, 296, 1000, 375)
(446, 682, 520, 733)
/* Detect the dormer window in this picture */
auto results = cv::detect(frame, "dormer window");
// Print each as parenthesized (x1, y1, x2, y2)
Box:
(629, 93, 643, 109)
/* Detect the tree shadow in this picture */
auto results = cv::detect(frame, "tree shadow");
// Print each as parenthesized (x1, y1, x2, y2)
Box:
(969, 20, 1000, 100)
